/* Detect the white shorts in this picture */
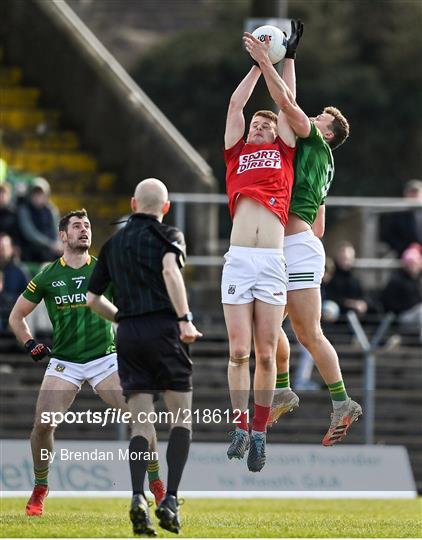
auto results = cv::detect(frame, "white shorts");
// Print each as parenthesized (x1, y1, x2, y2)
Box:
(45, 353, 118, 390)
(285, 230, 325, 291)
(221, 246, 287, 306)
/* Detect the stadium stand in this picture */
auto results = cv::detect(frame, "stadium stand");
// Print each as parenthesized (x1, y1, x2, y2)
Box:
(0, 46, 126, 253)
(1, 318, 421, 491)
(1, 0, 218, 258)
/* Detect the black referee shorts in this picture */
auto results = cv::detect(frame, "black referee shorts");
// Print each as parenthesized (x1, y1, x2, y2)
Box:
(116, 312, 192, 397)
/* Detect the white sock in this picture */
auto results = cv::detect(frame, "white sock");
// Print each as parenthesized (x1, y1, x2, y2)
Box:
(332, 399, 347, 410)
(274, 387, 290, 395)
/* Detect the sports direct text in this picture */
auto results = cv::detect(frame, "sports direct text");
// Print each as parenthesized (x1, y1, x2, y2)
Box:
(237, 149, 281, 174)
(41, 408, 247, 427)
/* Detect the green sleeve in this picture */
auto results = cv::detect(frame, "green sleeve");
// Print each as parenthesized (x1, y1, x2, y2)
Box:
(307, 123, 324, 143)
(22, 272, 45, 304)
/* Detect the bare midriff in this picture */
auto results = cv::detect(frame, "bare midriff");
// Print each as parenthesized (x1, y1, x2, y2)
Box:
(285, 212, 311, 236)
(230, 196, 284, 249)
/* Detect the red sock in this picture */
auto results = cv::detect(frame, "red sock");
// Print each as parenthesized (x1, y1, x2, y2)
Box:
(252, 403, 270, 432)
(233, 410, 249, 431)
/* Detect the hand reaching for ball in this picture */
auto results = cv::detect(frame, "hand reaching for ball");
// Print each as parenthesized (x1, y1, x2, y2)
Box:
(243, 32, 271, 65)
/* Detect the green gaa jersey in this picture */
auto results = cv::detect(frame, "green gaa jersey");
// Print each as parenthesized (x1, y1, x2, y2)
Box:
(289, 123, 335, 225)
(23, 255, 115, 364)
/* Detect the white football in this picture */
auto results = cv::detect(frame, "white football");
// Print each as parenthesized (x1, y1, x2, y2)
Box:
(251, 25, 287, 64)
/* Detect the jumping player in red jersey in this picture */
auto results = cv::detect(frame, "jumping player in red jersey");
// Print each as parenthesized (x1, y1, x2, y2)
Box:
(244, 25, 362, 447)
(222, 24, 304, 472)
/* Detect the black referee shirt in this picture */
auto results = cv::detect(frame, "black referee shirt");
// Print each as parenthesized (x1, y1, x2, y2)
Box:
(88, 213, 186, 321)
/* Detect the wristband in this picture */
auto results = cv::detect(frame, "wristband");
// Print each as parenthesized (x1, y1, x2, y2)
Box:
(24, 339, 37, 352)
(177, 312, 193, 322)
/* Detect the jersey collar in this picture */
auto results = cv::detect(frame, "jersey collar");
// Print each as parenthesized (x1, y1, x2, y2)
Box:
(130, 212, 159, 222)
(60, 254, 92, 267)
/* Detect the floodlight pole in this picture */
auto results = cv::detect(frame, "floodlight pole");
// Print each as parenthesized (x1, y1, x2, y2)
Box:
(246, 0, 289, 111)
(278, 0, 288, 17)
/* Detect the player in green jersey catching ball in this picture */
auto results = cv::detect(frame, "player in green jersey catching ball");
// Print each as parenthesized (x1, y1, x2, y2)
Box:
(9, 209, 165, 516)
(244, 23, 362, 444)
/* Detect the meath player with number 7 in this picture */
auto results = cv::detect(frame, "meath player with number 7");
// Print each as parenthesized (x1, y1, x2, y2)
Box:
(8, 209, 165, 516)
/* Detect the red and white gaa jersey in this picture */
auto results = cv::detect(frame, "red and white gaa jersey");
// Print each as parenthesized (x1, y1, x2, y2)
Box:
(224, 137, 296, 226)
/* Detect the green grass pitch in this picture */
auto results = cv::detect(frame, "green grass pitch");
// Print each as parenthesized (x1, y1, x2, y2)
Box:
(1, 497, 421, 538)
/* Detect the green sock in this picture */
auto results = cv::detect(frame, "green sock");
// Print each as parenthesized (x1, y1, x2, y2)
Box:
(34, 465, 49, 486)
(275, 372, 289, 389)
(147, 460, 160, 482)
(328, 380, 348, 405)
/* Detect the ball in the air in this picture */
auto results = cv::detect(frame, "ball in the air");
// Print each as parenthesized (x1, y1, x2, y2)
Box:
(251, 25, 287, 64)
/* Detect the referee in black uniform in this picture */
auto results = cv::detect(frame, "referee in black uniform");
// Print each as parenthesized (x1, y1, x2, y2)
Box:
(87, 178, 202, 536)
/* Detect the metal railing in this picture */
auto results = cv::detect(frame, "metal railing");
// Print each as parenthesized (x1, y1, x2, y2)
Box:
(170, 193, 419, 445)
(170, 193, 420, 269)
(346, 311, 396, 444)
(185, 255, 402, 268)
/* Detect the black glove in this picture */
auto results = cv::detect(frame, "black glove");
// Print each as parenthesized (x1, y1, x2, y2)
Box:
(285, 19, 304, 59)
(24, 339, 51, 362)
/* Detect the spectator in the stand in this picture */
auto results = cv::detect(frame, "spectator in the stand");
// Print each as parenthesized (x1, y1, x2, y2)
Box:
(0, 270, 14, 331)
(380, 243, 422, 343)
(325, 241, 368, 316)
(380, 179, 422, 256)
(0, 233, 29, 304)
(0, 182, 20, 247)
(17, 178, 62, 262)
